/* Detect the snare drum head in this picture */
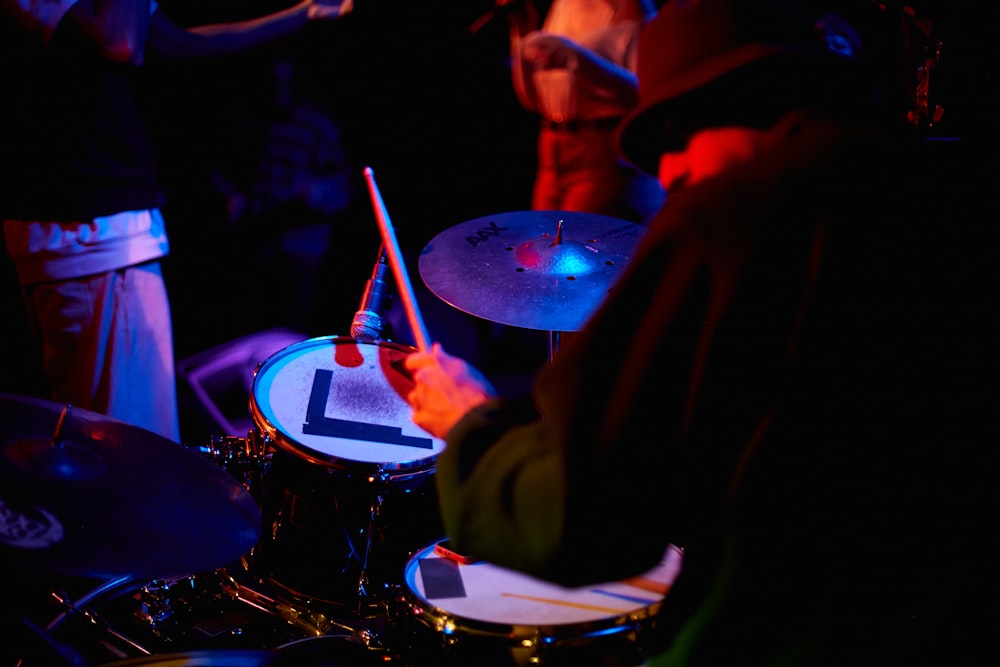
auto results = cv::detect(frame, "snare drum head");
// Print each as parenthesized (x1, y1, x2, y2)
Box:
(250, 337, 444, 473)
(403, 540, 683, 635)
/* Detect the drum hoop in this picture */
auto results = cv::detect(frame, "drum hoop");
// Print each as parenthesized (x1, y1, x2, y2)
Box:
(402, 590, 665, 646)
(400, 543, 666, 646)
(248, 335, 438, 478)
(97, 650, 304, 665)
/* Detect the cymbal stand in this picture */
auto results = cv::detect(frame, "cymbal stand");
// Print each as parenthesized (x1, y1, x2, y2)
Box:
(548, 331, 561, 362)
(43, 575, 137, 633)
(16, 575, 142, 666)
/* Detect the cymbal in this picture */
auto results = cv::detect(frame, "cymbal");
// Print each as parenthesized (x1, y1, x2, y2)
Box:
(0, 393, 261, 581)
(418, 210, 645, 331)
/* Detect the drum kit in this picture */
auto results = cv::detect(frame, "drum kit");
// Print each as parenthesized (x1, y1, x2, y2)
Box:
(0, 201, 681, 666)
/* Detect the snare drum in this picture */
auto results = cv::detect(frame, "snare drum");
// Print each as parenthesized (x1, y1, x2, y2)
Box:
(401, 540, 683, 666)
(244, 337, 447, 609)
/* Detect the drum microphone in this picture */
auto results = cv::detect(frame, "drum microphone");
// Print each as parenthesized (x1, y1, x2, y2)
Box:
(350, 244, 393, 339)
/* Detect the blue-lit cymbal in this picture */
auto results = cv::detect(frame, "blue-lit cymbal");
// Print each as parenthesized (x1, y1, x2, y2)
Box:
(0, 393, 261, 581)
(418, 210, 644, 332)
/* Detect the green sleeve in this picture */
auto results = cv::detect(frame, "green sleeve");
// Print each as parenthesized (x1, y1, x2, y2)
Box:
(433, 397, 567, 579)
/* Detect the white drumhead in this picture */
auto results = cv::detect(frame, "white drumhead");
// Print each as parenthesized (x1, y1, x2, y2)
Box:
(250, 337, 445, 471)
(404, 541, 682, 628)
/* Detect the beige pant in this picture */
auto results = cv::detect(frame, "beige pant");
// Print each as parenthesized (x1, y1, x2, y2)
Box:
(22, 260, 181, 443)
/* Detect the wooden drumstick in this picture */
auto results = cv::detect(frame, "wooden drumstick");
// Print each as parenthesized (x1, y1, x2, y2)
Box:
(363, 167, 432, 352)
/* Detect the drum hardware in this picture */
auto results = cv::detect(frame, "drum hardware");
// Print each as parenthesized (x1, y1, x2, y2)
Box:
(224, 578, 354, 639)
(31, 575, 154, 665)
(45, 575, 139, 628)
(0, 393, 261, 581)
(353, 484, 384, 612)
(135, 571, 237, 629)
(132, 570, 361, 641)
(31, 569, 379, 664)
(231, 572, 408, 655)
(191, 433, 272, 498)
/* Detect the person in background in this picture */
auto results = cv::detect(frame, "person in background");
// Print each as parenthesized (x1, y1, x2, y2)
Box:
(0, 0, 353, 442)
(403, 0, 977, 664)
(502, 0, 665, 222)
(207, 49, 358, 337)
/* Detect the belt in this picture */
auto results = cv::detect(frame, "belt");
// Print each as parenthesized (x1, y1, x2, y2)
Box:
(540, 116, 625, 133)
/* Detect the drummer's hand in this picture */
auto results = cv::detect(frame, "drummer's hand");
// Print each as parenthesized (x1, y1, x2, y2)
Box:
(404, 343, 497, 439)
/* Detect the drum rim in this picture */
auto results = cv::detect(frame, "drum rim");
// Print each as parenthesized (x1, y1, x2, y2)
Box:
(400, 541, 667, 646)
(100, 650, 304, 665)
(248, 335, 439, 477)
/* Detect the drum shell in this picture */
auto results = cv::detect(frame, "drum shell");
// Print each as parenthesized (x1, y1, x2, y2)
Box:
(244, 448, 444, 606)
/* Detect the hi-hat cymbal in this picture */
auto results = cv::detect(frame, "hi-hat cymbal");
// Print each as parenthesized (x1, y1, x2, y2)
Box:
(0, 393, 261, 581)
(418, 210, 644, 332)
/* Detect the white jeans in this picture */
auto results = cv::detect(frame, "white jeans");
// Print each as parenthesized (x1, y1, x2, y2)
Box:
(22, 261, 181, 443)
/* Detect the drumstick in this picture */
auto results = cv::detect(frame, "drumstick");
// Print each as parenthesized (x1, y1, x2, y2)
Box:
(363, 167, 432, 352)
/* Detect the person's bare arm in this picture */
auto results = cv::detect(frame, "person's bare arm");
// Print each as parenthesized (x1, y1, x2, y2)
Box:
(505, 0, 541, 113)
(522, 31, 639, 105)
(146, 0, 351, 60)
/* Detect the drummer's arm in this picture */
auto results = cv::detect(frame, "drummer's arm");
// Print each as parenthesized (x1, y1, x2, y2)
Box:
(406, 343, 658, 585)
(404, 345, 561, 574)
(433, 396, 567, 578)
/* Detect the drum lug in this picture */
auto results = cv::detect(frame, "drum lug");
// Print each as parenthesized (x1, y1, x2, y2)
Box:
(189, 434, 270, 494)
(369, 465, 391, 485)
